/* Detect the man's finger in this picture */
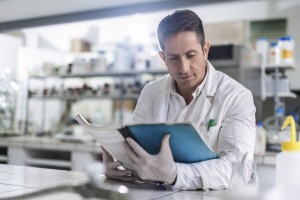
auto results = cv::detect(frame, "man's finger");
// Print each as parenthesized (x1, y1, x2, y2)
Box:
(101, 147, 114, 163)
(126, 137, 148, 157)
(106, 160, 122, 169)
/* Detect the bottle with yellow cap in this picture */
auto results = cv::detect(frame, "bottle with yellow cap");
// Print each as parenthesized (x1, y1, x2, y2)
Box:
(276, 115, 300, 200)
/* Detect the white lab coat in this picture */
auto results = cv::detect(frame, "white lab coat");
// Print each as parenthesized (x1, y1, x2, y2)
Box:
(130, 61, 256, 190)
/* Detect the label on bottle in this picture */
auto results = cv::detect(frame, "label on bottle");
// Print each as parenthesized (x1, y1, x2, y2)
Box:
(282, 50, 293, 59)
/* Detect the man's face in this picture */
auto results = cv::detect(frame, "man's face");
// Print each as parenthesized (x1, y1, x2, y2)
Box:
(159, 31, 210, 91)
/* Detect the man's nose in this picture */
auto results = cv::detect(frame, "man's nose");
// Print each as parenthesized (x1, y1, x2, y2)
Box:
(178, 58, 189, 73)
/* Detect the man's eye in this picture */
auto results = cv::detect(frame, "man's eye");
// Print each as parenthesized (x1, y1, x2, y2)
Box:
(169, 57, 177, 61)
(187, 54, 195, 58)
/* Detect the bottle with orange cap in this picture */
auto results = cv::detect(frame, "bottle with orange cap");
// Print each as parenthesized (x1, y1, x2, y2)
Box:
(276, 115, 300, 200)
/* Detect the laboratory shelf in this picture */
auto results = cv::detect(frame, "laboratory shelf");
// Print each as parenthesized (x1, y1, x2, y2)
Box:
(265, 64, 294, 70)
(28, 94, 140, 100)
(26, 69, 167, 134)
(30, 70, 168, 79)
(265, 92, 297, 98)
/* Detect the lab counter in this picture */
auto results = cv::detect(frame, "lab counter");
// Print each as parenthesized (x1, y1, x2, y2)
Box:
(0, 136, 100, 152)
(0, 136, 278, 191)
(0, 164, 277, 200)
(0, 136, 277, 168)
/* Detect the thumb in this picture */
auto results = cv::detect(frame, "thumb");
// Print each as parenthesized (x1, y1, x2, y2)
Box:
(159, 134, 173, 155)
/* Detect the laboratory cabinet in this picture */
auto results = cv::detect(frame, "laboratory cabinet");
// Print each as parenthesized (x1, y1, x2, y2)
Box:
(209, 45, 297, 121)
(0, 136, 101, 172)
(262, 64, 297, 151)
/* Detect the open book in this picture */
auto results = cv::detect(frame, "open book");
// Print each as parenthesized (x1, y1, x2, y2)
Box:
(75, 114, 219, 171)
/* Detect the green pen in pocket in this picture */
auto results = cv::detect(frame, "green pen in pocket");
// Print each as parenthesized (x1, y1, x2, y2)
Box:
(207, 119, 216, 131)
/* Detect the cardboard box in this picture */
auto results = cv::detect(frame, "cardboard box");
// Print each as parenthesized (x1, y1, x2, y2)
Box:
(70, 39, 91, 52)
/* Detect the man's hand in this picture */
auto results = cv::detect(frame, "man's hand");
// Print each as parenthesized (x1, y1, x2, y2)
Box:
(101, 147, 139, 182)
(124, 134, 177, 184)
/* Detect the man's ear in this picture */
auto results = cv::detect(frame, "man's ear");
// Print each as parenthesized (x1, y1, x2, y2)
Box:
(158, 51, 165, 62)
(203, 42, 210, 60)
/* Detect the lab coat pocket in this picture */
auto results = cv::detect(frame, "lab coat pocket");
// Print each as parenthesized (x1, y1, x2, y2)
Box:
(199, 125, 221, 151)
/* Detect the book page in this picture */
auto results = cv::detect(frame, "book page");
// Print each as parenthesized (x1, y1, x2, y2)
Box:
(75, 114, 134, 171)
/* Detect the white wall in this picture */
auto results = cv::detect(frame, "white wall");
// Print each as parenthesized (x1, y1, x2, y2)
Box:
(0, 0, 165, 23)
(0, 34, 21, 80)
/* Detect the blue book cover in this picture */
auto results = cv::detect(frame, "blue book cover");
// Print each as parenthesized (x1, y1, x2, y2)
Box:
(119, 123, 219, 163)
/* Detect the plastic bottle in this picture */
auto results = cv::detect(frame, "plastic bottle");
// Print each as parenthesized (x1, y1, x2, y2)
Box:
(256, 37, 269, 65)
(269, 42, 280, 65)
(255, 122, 266, 156)
(95, 51, 107, 72)
(113, 44, 133, 72)
(278, 36, 294, 66)
(276, 115, 300, 200)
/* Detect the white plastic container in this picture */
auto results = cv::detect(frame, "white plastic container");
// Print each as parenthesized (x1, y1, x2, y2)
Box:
(256, 37, 269, 65)
(278, 75, 290, 93)
(268, 42, 280, 65)
(278, 36, 294, 66)
(94, 51, 107, 72)
(113, 44, 133, 72)
(276, 116, 300, 200)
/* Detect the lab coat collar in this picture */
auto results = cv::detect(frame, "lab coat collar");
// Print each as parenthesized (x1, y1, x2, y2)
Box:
(153, 75, 171, 122)
(203, 60, 218, 98)
(185, 61, 216, 126)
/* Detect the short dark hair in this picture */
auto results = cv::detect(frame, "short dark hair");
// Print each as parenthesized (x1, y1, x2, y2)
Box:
(157, 9, 205, 50)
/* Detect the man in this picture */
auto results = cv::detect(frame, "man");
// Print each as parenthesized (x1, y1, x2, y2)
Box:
(102, 9, 256, 190)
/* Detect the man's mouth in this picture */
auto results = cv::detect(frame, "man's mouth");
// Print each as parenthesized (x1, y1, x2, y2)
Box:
(177, 75, 193, 79)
